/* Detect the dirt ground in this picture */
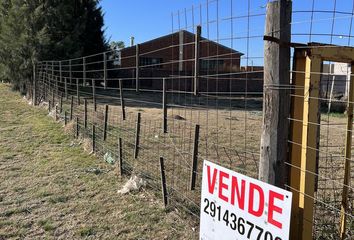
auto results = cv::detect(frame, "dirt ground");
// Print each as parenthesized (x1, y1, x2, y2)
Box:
(0, 84, 198, 239)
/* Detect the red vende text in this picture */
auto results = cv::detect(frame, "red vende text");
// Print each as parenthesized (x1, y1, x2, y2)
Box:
(206, 165, 284, 229)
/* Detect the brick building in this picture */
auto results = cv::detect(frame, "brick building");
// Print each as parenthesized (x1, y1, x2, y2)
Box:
(110, 30, 263, 93)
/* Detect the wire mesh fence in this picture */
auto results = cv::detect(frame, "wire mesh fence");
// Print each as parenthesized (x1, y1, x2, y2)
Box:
(26, 0, 354, 239)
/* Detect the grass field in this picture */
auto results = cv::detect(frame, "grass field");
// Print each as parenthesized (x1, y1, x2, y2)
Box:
(49, 84, 353, 239)
(0, 84, 197, 239)
(2, 81, 352, 239)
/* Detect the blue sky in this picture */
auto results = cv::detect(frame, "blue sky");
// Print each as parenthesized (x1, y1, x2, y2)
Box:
(100, 0, 208, 45)
(100, 0, 354, 65)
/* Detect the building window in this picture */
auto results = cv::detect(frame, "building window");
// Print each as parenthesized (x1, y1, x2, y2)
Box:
(140, 57, 163, 68)
(200, 59, 224, 71)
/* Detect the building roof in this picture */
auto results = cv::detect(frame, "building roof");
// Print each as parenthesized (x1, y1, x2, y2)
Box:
(123, 30, 244, 56)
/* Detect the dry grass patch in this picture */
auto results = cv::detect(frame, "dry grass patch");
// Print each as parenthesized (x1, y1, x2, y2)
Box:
(0, 84, 198, 240)
(63, 120, 75, 135)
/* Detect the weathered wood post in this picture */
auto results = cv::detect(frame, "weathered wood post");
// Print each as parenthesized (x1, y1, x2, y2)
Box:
(340, 64, 354, 239)
(259, 0, 292, 188)
(194, 25, 201, 95)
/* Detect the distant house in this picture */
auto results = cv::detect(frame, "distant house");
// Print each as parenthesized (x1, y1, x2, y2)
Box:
(109, 30, 263, 93)
(321, 63, 351, 98)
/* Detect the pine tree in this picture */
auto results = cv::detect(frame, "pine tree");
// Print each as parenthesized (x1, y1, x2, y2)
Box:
(0, 0, 107, 91)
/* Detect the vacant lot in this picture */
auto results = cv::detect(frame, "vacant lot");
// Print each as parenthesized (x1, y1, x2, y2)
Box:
(0, 84, 197, 239)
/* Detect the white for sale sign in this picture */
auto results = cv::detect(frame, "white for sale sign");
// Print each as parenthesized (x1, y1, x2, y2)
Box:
(200, 160, 292, 240)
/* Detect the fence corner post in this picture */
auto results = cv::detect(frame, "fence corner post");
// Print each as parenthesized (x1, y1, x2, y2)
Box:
(259, 0, 292, 188)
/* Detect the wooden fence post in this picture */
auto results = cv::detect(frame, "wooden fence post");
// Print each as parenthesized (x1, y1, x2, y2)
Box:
(118, 137, 123, 177)
(103, 104, 109, 141)
(135, 44, 140, 92)
(134, 112, 141, 159)
(339, 63, 354, 239)
(48, 100, 51, 112)
(159, 156, 168, 207)
(259, 0, 292, 188)
(119, 79, 126, 120)
(288, 51, 321, 240)
(194, 25, 201, 95)
(162, 78, 168, 133)
(190, 124, 200, 190)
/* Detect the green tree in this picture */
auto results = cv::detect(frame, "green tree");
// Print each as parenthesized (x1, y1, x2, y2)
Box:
(0, 0, 107, 91)
(110, 41, 125, 50)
